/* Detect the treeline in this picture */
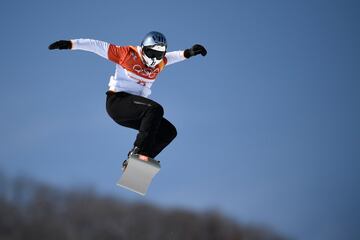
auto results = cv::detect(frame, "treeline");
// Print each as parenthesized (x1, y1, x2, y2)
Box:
(0, 172, 287, 240)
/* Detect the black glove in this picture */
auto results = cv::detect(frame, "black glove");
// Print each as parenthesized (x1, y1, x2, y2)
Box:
(184, 44, 207, 58)
(48, 40, 72, 50)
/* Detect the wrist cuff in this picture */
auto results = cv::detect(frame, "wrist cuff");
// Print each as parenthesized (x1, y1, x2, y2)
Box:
(184, 49, 192, 58)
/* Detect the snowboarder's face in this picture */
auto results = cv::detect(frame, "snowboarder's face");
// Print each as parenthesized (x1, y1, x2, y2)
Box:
(143, 47, 166, 60)
(141, 45, 166, 68)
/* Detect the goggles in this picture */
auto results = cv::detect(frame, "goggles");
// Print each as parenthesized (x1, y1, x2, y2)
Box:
(143, 46, 166, 60)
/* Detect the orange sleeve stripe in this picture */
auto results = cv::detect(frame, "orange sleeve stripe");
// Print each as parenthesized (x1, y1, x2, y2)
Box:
(108, 44, 128, 64)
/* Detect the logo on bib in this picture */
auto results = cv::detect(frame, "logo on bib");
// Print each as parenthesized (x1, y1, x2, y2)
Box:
(133, 64, 160, 79)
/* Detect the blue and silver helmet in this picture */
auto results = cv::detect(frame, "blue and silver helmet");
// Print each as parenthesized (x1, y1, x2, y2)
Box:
(141, 31, 167, 68)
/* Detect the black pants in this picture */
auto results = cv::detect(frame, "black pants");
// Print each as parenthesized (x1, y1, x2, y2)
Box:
(106, 91, 177, 158)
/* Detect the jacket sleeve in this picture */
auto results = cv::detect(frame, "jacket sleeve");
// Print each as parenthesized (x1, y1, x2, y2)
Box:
(71, 39, 110, 59)
(71, 39, 129, 64)
(165, 51, 187, 66)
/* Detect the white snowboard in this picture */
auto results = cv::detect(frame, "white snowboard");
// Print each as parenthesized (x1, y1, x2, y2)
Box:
(117, 154, 160, 196)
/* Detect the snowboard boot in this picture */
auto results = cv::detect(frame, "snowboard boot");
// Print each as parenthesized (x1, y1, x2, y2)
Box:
(122, 146, 143, 171)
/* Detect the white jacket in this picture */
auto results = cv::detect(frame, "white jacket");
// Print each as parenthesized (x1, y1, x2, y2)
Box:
(71, 39, 186, 97)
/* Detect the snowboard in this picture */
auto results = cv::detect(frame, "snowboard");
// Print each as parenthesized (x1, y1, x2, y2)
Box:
(117, 154, 160, 196)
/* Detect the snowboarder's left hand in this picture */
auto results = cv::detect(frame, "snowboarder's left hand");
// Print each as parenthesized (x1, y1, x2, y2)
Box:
(184, 44, 207, 58)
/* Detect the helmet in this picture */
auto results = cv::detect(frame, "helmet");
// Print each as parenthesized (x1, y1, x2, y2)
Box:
(141, 31, 167, 68)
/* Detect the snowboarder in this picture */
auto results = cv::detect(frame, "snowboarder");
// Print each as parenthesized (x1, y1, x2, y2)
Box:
(48, 31, 207, 170)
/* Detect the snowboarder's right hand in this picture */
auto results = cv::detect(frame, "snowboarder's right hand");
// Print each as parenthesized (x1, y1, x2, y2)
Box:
(48, 40, 72, 50)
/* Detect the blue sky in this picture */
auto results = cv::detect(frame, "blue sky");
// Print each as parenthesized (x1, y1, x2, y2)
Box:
(1, 0, 359, 239)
